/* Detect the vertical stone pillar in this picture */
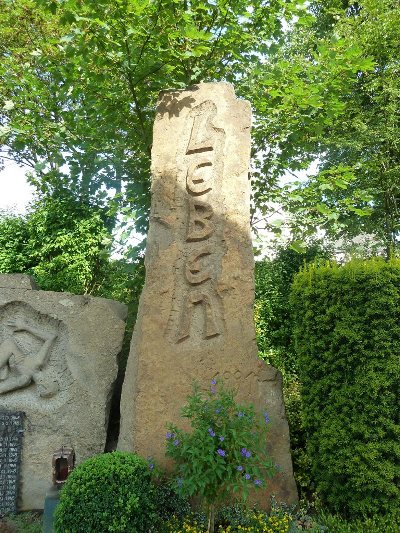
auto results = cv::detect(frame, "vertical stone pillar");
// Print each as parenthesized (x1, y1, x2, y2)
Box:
(119, 83, 297, 506)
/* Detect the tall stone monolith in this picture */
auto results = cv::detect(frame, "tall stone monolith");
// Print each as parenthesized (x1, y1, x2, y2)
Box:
(119, 83, 297, 506)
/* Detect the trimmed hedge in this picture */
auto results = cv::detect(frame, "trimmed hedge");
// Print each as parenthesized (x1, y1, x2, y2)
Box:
(291, 259, 400, 517)
(54, 451, 157, 533)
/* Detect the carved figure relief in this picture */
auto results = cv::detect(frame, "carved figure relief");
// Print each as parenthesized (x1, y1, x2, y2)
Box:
(171, 100, 226, 343)
(0, 319, 58, 397)
(0, 302, 69, 403)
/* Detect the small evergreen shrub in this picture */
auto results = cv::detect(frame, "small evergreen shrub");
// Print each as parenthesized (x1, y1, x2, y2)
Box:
(291, 259, 400, 517)
(54, 451, 157, 533)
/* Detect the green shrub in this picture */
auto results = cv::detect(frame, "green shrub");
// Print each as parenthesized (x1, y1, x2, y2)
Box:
(54, 451, 157, 533)
(316, 510, 400, 533)
(255, 243, 331, 499)
(154, 476, 191, 521)
(291, 259, 400, 517)
(165, 380, 275, 531)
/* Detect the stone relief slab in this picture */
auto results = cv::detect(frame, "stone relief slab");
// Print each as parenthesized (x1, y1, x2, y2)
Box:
(119, 83, 298, 507)
(0, 275, 127, 510)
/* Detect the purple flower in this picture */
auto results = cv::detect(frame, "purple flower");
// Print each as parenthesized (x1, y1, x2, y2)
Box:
(173, 439, 180, 446)
(254, 479, 262, 486)
(264, 412, 270, 424)
(217, 449, 226, 457)
(241, 447, 247, 457)
(210, 386, 216, 394)
(237, 465, 243, 471)
(215, 408, 221, 414)
(149, 463, 154, 470)
(219, 436, 225, 442)
(166, 432, 173, 440)
(244, 473, 251, 480)
(237, 411, 245, 418)
(211, 379, 217, 385)
(208, 428, 216, 437)
(245, 451, 251, 458)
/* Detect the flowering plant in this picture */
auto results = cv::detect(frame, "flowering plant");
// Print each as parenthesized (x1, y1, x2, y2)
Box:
(165, 380, 275, 532)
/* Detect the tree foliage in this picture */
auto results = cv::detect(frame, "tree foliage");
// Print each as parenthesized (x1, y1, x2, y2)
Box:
(262, 0, 400, 253)
(0, 193, 112, 293)
(0, 0, 304, 243)
(2, 1, 398, 254)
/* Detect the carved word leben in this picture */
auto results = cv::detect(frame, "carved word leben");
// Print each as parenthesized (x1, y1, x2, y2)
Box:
(0, 318, 57, 396)
(177, 102, 223, 342)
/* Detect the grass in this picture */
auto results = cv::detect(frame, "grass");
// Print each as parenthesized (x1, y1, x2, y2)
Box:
(0, 512, 42, 533)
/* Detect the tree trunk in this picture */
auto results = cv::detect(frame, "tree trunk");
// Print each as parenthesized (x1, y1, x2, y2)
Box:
(207, 503, 215, 533)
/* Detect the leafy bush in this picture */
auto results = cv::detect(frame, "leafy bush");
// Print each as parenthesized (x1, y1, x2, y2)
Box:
(255, 244, 331, 499)
(54, 451, 157, 533)
(0, 193, 112, 295)
(291, 259, 400, 517)
(155, 475, 191, 522)
(165, 380, 275, 531)
(316, 510, 400, 533)
(255, 243, 331, 371)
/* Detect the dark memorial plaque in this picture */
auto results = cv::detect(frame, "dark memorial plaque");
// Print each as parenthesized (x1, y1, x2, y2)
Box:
(0, 411, 24, 516)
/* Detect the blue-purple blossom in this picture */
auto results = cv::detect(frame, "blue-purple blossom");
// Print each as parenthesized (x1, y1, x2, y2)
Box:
(219, 436, 225, 442)
(241, 447, 247, 456)
(245, 451, 251, 458)
(149, 463, 154, 470)
(254, 479, 262, 486)
(211, 379, 217, 385)
(237, 465, 243, 471)
(244, 473, 251, 480)
(173, 439, 180, 446)
(215, 408, 221, 414)
(217, 449, 226, 457)
(237, 411, 245, 418)
(264, 412, 270, 424)
(210, 386, 216, 394)
(166, 432, 173, 440)
(208, 428, 216, 437)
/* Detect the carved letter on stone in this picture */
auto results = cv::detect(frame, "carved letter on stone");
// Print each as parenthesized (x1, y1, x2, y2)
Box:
(185, 247, 212, 285)
(177, 290, 220, 341)
(186, 199, 214, 242)
(186, 106, 215, 154)
(186, 158, 213, 196)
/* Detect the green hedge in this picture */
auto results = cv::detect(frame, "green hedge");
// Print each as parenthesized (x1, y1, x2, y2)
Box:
(54, 452, 157, 533)
(291, 259, 400, 517)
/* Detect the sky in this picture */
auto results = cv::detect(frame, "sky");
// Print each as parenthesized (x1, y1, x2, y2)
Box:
(0, 161, 34, 214)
